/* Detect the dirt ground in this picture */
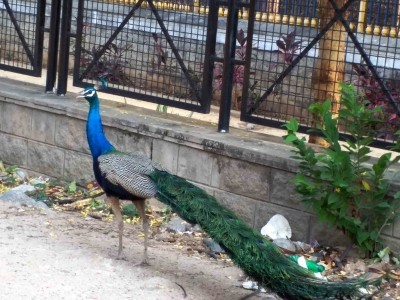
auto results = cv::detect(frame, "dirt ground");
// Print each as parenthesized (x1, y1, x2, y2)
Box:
(0, 200, 273, 300)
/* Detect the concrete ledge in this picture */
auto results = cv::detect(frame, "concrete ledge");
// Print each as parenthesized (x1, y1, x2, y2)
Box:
(0, 77, 399, 252)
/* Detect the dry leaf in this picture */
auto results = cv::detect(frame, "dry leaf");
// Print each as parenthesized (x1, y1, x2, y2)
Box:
(389, 270, 400, 280)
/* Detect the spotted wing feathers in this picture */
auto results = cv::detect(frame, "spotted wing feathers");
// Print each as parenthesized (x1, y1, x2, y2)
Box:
(98, 152, 157, 198)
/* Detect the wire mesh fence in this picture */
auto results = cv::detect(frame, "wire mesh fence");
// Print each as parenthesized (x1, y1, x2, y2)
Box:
(240, 0, 400, 144)
(73, 0, 211, 112)
(0, 0, 44, 75)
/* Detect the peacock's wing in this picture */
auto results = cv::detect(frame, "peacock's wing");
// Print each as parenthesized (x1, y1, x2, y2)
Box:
(98, 152, 157, 198)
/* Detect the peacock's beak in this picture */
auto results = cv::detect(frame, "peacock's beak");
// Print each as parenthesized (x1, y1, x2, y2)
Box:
(76, 90, 86, 98)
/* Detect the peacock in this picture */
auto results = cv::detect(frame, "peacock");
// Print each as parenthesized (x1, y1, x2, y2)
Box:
(78, 84, 378, 299)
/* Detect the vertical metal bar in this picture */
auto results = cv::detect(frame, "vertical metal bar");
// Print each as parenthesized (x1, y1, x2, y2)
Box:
(217, 0, 239, 132)
(290, 0, 295, 15)
(57, 0, 74, 95)
(297, 0, 302, 16)
(311, 0, 317, 17)
(375, 1, 382, 25)
(348, 1, 354, 22)
(200, 0, 219, 113)
(33, 0, 46, 76)
(73, 0, 85, 87)
(305, 0, 310, 17)
(383, 0, 389, 25)
(240, 0, 256, 117)
(46, 0, 61, 92)
(367, 0, 373, 24)
(391, 0, 399, 26)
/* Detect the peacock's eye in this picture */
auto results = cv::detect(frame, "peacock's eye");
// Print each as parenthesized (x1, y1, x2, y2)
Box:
(85, 90, 96, 97)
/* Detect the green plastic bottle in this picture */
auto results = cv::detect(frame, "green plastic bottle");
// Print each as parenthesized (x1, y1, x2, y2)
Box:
(289, 255, 325, 273)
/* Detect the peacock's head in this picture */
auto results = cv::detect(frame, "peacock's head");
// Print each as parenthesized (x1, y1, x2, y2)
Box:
(77, 86, 98, 103)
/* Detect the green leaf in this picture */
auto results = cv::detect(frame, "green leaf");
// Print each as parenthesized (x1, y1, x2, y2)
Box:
(68, 181, 77, 193)
(122, 203, 139, 218)
(283, 118, 299, 132)
(356, 231, 370, 245)
(392, 256, 400, 265)
(373, 153, 392, 177)
(284, 134, 298, 143)
(377, 247, 391, 259)
(327, 192, 339, 205)
(357, 146, 371, 159)
(376, 202, 391, 209)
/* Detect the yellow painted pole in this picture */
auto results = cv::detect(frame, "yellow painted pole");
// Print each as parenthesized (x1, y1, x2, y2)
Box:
(310, 0, 347, 145)
(194, 0, 199, 13)
(357, 0, 367, 33)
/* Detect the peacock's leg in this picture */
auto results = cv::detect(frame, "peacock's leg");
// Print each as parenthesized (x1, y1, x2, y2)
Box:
(133, 200, 148, 265)
(108, 196, 124, 258)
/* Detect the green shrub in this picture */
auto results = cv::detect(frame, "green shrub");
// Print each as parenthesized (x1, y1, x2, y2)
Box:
(283, 83, 400, 257)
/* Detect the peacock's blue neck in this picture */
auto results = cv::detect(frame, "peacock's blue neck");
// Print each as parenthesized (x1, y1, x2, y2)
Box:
(86, 97, 115, 159)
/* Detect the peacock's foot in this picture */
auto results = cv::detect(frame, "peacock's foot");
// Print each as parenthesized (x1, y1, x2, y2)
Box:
(134, 256, 150, 267)
(116, 250, 128, 261)
(116, 255, 128, 261)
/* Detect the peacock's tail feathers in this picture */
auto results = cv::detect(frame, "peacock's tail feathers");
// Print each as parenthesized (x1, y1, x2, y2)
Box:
(150, 169, 378, 299)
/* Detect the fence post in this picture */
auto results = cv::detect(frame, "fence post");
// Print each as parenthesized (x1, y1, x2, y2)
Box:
(200, 0, 218, 113)
(217, 0, 240, 133)
(57, 0, 73, 95)
(309, 0, 347, 145)
(45, 0, 61, 92)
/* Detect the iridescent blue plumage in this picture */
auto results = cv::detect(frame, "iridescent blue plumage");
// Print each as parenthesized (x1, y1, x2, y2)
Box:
(84, 87, 115, 159)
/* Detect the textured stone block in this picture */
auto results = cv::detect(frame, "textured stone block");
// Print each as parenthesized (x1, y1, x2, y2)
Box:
(214, 189, 257, 226)
(54, 116, 89, 154)
(254, 201, 311, 241)
(381, 222, 394, 237)
(211, 156, 270, 201)
(177, 146, 216, 185)
(0, 101, 3, 131)
(105, 127, 151, 157)
(1, 102, 31, 137)
(31, 109, 56, 144)
(269, 169, 310, 212)
(152, 140, 179, 174)
(27, 141, 65, 178)
(63, 150, 94, 184)
(308, 216, 350, 246)
(0, 133, 28, 167)
(393, 219, 400, 238)
(382, 235, 400, 256)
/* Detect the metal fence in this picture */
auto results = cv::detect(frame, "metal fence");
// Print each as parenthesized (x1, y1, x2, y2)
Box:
(238, 0, 400, 144)
(0, 0, 45, 76)
(73, 0, 214, 112)
(0, 0, 399, 146)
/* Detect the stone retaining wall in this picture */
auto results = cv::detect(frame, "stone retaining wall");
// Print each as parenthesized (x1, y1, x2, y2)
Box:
(0, 78, 399, 253)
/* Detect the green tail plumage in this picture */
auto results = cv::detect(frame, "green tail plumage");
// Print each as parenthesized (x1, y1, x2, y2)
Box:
(150, 169, 377, 299)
